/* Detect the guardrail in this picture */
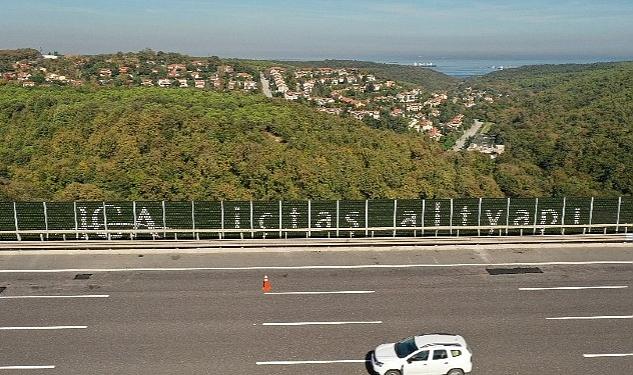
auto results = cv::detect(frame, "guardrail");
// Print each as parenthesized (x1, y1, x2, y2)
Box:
(0, 197, 631, 241)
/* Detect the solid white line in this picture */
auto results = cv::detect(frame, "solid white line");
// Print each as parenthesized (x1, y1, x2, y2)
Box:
(0, 295, 109, 299)
(256, 360, 367, 365)
(0, 326, 87, 330)
(520, 286, 628, 291)
(265, 290, 375, 295)
(0, 366, 55, 370)
(547, 315, 633, 320)
(583, 353, 633, 358)
(261, 321, 382, 326)
(0, 261, 631, 273)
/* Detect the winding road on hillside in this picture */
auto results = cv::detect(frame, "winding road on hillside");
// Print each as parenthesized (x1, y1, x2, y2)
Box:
(453, 119, 484, 151)
(0, 245, 631, 374)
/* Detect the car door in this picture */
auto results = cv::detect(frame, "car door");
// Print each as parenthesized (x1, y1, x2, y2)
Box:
(425, 349, 451, 374)
(401, 350, 430, 375)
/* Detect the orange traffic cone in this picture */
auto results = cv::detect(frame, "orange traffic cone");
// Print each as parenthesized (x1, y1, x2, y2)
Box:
(262, 275, 272, 293)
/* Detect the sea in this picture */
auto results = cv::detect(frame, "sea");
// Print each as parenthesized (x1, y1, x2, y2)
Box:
(369, 56, 632, 77)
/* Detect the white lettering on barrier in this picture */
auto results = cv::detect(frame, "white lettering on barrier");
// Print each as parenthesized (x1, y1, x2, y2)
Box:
(345, 211, 360, 228)
(314, 211, 332, 228)
(574, 208, 581, 225)
(258, 213, 273, 229)
(460, 206, 471, 226)
(234, 206, 241, 229)
(289, 208, 300, 229)
(486, 209, 503, 234)
(400, 210, 417, 227)
(540, 209, 559, 234)
(77, 205, 159, 239)
(513, 209, 531, 226)
(434, 202, 441, 226)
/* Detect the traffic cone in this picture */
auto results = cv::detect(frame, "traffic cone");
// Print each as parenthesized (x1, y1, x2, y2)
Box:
(262, 275, 272, 293)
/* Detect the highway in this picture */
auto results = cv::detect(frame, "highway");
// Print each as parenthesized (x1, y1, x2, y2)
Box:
(0, 244, 631, 374)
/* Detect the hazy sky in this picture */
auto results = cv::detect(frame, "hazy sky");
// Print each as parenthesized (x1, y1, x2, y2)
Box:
(2, 0, 633, 60)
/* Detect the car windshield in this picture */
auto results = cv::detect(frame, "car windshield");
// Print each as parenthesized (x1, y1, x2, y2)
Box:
(394, 337, 418, 358)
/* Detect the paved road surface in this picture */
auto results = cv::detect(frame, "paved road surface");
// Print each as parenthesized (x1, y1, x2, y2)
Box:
(452, 119, 483, 151)
(260, 73, 273, 98)
(0, 245, 631, 374)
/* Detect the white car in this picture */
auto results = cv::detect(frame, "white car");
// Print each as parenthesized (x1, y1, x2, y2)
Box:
(371, 334, 472, 375)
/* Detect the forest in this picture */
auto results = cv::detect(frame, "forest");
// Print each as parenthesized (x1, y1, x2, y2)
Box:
(472, 61, 633, 197)
(0, 85, 501, 201)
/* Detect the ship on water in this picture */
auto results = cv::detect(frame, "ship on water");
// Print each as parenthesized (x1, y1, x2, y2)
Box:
(413, 62, 436, 67)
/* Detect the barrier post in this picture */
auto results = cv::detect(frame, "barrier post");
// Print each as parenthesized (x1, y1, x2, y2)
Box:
(616, 196, 622, 233)
(102, 202, 109, 240)
(43, 202, 49, 240)
(191, 201, 197, 240)
(336, 200, 340, 237)
(307, 199, 311, 238)
(132, 201, 137, 240)
(279, 200, 283, 239)
(533, 198, 539, 235)
(477, 198, 482, 236)
(365, 199, 369, 237)
(449, 198, 453, 235)
(393, 199, 397, 237)
(13, 202, 21, 241)
(219, 201, 224, 239)
(561, 197, 566, 235)
(162, 200, 167, 239)
(588, 197, 594, 233)
(505, 198, 510, 235)
(421, 199, 426, 236)
(73, 201, 79, 240)
(250, 200, 254, 239)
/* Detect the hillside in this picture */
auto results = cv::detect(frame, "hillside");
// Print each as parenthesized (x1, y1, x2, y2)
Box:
(471, 61, 633, 196)
(0, 85, 502, 201)
(268, 59, 458, 91)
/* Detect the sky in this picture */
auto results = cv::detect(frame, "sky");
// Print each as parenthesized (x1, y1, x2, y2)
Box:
(2, 0, 633, 60)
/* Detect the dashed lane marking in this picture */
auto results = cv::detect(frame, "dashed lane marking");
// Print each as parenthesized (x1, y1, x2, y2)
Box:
(260, 321, 382, 326)
(520, 286, 628, 291)
(0, 326, 87, 330)
(547, 315, 633, 320)
(265, 290, 375, 295)
(0, 366, 55, 370)
(583, 353, 633, 358)
(0, 295, 109, 299)
(256, 360, 367, 365)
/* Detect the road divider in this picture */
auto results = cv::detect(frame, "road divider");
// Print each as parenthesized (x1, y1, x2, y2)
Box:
(260, 321, 382, 326)
(547, 315, 633, 320)
(520, 286, 628, 291)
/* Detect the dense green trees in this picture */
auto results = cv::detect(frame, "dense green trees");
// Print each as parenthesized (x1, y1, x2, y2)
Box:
(473, 61, 633, 197)
(0, 86, 503, 201)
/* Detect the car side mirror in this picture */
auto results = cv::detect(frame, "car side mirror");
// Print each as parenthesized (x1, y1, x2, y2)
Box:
(407, 358, 413, 364)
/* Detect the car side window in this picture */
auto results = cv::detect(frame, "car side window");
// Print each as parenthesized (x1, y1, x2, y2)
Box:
(410, 350, 429, 361)
(451, 350, 462, 357)
(432, 350, 448, 360)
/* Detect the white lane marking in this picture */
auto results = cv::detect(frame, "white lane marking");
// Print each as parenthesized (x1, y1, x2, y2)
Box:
(583, 353, 633, 358)
(0, 326, 87, 330)
(520, 286, 628, 291)
(0, 261, 631, 273)
(265, 290, 375, 295)
(0, 295, 109, 299)
(261, 321, 382, 326)
(256, 360, 367, 365)
(0, 366, 55, 370)
(547, 315, 633, 320)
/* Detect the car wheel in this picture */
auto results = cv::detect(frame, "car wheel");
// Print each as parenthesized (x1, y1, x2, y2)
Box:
(385, 370, 401, 375)
(447, 369, 464, 375)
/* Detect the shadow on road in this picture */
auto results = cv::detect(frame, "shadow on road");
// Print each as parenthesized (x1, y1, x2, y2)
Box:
(365, 351, 377, 375)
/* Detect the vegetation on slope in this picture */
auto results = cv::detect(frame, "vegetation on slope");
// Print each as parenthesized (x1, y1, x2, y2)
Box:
(0, 85, 501, 201)
(471, 61, 633, 196)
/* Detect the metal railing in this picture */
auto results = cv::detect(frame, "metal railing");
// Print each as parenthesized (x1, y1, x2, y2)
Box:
(0, 197, 631, 241)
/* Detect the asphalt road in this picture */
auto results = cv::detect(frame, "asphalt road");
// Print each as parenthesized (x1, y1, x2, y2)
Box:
(0, 245, 631, 374)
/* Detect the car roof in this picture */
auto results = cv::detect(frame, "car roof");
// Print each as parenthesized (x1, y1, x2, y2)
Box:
(413, 334, 467, 349)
